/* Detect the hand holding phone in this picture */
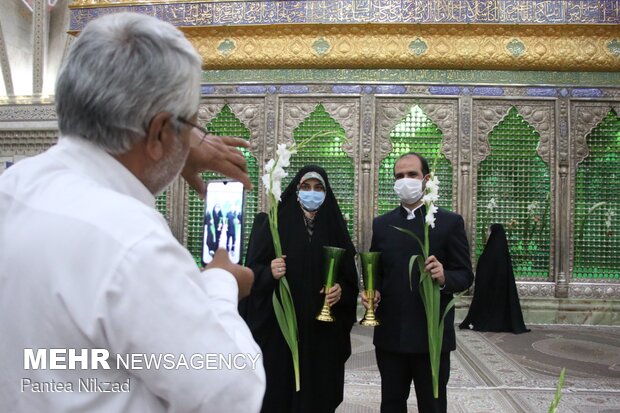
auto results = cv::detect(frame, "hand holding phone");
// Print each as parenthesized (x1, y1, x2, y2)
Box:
(206, 248, 254, 300)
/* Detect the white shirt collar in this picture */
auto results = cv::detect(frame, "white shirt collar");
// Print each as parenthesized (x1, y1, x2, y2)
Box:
(54, 135, 156, 208)
(401, 203, 423, 220)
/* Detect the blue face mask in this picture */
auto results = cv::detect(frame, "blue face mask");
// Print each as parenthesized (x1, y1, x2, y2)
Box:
(298, 190, 326, 211)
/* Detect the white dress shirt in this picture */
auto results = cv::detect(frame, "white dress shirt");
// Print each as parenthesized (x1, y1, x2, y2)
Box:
(402, 203, 423, 220)
(0, 136, 265, 412)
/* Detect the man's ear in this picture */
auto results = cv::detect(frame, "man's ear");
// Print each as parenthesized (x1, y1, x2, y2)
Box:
(145, 112, 175, 161)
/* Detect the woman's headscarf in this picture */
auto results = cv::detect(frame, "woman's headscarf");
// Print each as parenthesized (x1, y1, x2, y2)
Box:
(277, 165, 355, 255)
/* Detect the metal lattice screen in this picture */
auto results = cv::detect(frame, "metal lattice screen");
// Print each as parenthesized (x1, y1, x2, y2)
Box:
(476, 107, 550, 278)
(286, 104, 355, 238)
(574, 110, 620, 279)
(378, 105, 452, 216)
(186, 105, 259, 265)
(155, 192, 168, 221)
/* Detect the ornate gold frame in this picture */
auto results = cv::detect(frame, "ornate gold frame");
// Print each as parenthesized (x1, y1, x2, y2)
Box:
(183, 24, 619, 72)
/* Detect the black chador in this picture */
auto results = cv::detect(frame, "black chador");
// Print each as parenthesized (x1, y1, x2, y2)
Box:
(460, 223, 530, 334)
(239, 165, 359, 413)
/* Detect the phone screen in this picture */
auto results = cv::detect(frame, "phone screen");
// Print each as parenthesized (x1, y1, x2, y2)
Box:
(203, 181, 245, 265)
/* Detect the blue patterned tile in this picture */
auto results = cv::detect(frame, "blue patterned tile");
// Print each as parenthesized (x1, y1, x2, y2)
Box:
(70, 0, 620, 31)
(571, 88, 604, 97)
(236, 85, 267, 94)
(375, 85, 406, 94)
(279, 85, 309, 94)
(429, 86, 461, 95)
(200, 85, 216, 95)
(527, 88, 557, 97)
(332, 85, 362, 94)
(473, 87, 504, 96)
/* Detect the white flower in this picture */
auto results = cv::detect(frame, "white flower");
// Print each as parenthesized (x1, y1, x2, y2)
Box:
(527, 201, 539, 215)
(343, 213, 350, 221)
(262, 165, 287, 201)
(262, 173, 271, 193)
(425, 175, 440, 196)
(271, 179, 283, 201)
(271, 165, 287, 181)
(605, 208, 615, 230)
(486, 197, 497, 212)
(264, 159, 275, 173)
(262, 159, 286, 198)
(425, 204, 438, 228)
(422, 174, 440, 205)
(425, 211, 436, 228)
(276, 144, 292, 168)
(422, 193, 439, 204)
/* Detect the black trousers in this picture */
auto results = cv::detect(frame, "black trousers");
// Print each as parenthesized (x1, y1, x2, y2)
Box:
(226, 232, 236, 251)
(375, 347, 450, 413)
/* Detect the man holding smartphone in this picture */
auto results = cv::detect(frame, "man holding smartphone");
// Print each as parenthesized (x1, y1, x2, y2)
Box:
(0, 12, 265, 413)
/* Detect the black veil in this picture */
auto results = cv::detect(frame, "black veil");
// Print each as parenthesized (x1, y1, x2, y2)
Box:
(459, 223, 529, 334)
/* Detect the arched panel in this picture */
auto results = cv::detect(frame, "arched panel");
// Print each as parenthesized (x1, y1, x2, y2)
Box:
(573, 110, 620, 280)
(475, 107, 551, 280)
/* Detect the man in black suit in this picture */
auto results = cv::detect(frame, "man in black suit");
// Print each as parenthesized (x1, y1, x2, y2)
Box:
(364, 152, 473, 413)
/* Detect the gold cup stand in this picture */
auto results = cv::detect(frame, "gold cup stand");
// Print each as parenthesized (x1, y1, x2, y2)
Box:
(360, 290, 380, 327)
(316, 246, 345, 323)
(316, 296, 334, 322)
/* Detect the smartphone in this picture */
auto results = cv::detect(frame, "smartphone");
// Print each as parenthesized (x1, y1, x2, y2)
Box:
(202, 180, 245, 265)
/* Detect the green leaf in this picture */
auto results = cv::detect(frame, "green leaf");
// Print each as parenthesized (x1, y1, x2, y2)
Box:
(408, 254, 422, 291)
(548, 368, 566, 413)
(272, 282, 301, 392)
(280, 277, 299, 336)
(440, 293, 462, 327)
(272, 292, 294, 350)
(419, 273, 440, 398)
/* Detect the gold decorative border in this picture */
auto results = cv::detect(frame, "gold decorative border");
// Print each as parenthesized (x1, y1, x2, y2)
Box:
(181, 23, 620, 72)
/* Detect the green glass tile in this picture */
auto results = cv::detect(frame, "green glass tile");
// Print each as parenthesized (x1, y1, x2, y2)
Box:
(378, 105, 452, 216)
(476, 107, 551, 279)
(186, 105, 259, 266)
(574, 110, 620, 280)
(155, 191, 168, 221)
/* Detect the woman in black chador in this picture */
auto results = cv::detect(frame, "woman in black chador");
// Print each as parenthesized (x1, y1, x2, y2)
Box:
(460, 223, 529, 334)
(240, 165, 358, 413)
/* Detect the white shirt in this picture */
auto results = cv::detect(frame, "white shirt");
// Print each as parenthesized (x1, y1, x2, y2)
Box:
(0, 136, 265, 413)
(402, 203, 423, 220)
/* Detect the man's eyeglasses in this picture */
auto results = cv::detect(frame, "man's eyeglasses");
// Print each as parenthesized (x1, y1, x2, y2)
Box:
(178, 117, 208, 148)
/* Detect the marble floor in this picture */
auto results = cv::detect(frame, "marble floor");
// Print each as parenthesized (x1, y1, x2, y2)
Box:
(337, 324, 620, 413)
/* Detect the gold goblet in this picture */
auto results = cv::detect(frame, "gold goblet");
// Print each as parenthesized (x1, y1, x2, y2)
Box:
(360, 251, 381, 327)
(316, 246, 346, 323)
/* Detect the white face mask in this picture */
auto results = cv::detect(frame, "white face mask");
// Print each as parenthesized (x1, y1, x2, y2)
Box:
(393, 178, 424, 205)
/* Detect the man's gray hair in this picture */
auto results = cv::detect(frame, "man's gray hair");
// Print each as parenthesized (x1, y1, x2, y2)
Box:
(55, 12, 202, 155)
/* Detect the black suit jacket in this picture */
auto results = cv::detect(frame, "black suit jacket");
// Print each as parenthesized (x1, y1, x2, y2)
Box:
(371, 205, 473, 354)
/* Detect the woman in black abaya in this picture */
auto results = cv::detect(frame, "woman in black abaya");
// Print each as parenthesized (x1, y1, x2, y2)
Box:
(240, 165, 359, 413)
(459, 223, 529, 334)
